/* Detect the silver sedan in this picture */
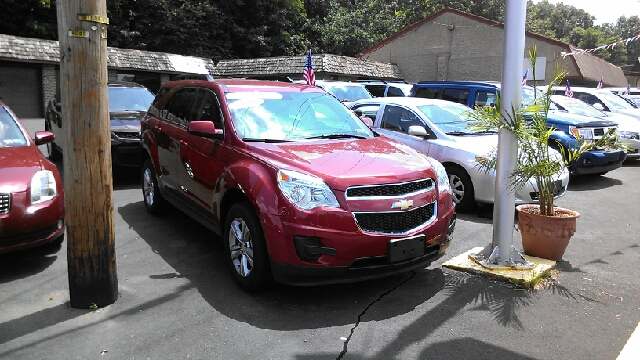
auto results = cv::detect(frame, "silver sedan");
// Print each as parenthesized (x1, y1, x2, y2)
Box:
(349, 97, 570, 212)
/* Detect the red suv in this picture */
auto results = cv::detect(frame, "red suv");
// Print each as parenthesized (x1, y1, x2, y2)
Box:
(140, 78, 456, 290)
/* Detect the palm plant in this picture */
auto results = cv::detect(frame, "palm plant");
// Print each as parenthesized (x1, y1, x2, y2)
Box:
(467, 45, 620, 216)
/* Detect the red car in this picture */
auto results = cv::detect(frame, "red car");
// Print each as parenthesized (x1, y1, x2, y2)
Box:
(140, 78, 456, 290)
(0, 99, 65, 254)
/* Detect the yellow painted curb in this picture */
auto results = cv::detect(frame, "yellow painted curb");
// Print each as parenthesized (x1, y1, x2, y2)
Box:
(442, 247, 556, 288)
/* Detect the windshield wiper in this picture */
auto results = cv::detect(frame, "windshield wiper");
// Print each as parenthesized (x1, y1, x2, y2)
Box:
(306, 133, 368, 140)
(445, 131, 472, 136)
(473, 130, 498, 134)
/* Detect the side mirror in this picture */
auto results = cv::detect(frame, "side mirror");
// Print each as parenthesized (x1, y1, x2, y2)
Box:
(408, 125, 429, 137)
(34, 131, 55, 146)
(187, 121, 223, 139)
(592, 103, 605, 111)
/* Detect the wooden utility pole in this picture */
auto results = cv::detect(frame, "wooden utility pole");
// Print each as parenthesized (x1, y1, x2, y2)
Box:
(57, 0, 118, 308)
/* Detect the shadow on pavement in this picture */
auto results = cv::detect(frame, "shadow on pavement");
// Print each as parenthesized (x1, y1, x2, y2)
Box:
(567, 173, 623, 191)
(0, 242, 62, 283)
(117, 201, 447, 330)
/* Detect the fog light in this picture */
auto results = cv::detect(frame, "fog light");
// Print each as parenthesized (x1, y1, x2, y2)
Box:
(293, 236, 336, 261)
(57, 218, 64, 230)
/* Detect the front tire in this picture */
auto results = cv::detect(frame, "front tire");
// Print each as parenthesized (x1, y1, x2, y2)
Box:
(141, 159, 168, 215)
(446, 166, 475, 212)
(223, 201, 272, 291)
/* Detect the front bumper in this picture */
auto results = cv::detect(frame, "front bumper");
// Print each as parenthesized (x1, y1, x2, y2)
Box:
(569, 149, 626, 175)
(111, 135, 142, 168)
(621, 138, 640, 159)
(264, 196, 456, 286)
(0, 191, 65, 254)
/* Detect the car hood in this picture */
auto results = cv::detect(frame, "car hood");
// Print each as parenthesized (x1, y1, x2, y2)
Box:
(547, 111, 618, 127)
(0, 146, 43, 193)
(110, 110, 146, 131)
(614, 108, 640, 121)
(601, 113, 640, 131)
(246, 137, 436, 192)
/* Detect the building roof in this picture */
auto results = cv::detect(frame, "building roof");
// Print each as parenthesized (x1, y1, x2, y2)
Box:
(0, 34, 217, 74)
(0, 34, 403, 80)
(357, 8, 627, 87)
(215, 54, 402, 79)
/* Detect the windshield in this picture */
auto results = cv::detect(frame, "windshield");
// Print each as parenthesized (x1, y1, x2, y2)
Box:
(551, 95, 604, 117)
(416, 101, 485, 135)
(226, 91, 374, 141)
(109, 87, 155, 111)
(597, 91, 637, 110)
(319, 83, 373, 102)
(0, 107, 28, 147)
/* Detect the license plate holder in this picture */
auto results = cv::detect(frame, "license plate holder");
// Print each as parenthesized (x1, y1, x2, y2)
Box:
(387, 235, 426, 263)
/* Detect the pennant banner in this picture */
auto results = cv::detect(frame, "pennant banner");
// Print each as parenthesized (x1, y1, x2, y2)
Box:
(561, 33, 640, 58)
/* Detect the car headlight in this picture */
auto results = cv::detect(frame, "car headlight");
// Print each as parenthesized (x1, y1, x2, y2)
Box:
(429, 158, 450, 194)
(619, 130, 639, 140)
(31, 170, 57, 204)
(569, 126, 594, 140)
(277, 169, 340, 210)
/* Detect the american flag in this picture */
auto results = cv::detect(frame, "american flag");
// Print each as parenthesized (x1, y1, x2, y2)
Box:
(623, 84, 631, 95)
(565, 80, 573, 98)
(303, 50, 315, 86)
(522, 69, 528, 86)
(597, 77, 603, 89)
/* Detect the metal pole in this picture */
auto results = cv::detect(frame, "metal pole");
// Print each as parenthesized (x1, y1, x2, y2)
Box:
(492, 0, 527, 263)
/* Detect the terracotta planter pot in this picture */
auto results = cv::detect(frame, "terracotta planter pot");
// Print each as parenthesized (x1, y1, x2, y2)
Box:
(516, 204, 580, 261)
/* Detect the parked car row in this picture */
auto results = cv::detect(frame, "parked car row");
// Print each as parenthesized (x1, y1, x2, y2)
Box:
(4, 74, 637, 292)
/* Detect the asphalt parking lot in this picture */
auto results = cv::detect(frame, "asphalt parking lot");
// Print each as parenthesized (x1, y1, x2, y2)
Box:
(1, 119, 639, 359)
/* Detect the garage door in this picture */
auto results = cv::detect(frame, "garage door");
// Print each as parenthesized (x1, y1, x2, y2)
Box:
(0, 66, 41, 118)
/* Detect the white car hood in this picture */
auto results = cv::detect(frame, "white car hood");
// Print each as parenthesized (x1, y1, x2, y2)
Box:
(605, 113, 640, 132)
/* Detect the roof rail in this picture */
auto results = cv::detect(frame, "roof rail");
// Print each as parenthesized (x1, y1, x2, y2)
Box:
(171, 74, 214, 81)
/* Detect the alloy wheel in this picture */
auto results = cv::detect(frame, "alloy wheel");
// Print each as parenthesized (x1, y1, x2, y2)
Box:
(228, 218, 254, 277)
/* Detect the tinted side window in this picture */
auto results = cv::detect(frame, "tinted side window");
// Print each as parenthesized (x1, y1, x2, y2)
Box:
(442, 88, 470, 105)
(414, 87, 441, 99)
(381, 105, 420, 133)
(474, 90, 496, 107)
(152, 87, 170, 106)
(387, 87, 406, 97)
(365, 85, 386, 97)
(192, 89, 224, 129)
(166, 88, 198, 127)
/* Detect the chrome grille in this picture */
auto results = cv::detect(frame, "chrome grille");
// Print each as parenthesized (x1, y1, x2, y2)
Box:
(114, 132, 140, 140)
(354, 202, 436, 234)
(346, 178, 434, 198)
(0, 194, 10, 214)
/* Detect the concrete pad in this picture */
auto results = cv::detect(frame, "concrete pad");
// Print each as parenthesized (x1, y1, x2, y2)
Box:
(442, 246, 556, 289)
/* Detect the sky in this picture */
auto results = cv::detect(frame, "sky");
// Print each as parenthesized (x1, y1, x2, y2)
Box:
(534, 0, 640, 25)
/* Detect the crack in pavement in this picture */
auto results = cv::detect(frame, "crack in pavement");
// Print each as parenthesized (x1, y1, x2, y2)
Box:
(336, 271, 417, 360)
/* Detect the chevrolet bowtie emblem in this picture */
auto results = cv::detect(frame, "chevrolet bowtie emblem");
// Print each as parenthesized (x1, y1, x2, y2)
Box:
(391, 199, 413, 210)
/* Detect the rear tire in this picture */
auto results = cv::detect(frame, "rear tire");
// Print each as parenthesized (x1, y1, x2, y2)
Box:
(223, 201, 273, 291)
(141, 159, 168, 215)
(446, 166, 476, 212)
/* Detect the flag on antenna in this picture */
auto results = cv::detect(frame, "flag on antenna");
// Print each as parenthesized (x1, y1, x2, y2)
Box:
(303, 50, 315, 86)
(565, 80, 573, 98)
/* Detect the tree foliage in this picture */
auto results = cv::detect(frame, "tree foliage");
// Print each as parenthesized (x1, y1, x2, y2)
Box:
(1, 0, 638, 66)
